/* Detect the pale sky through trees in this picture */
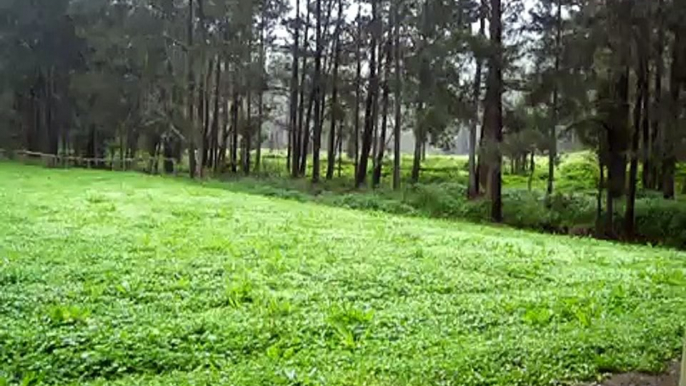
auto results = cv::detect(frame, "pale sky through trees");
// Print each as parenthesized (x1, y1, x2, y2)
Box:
(275, 0, 537, 46)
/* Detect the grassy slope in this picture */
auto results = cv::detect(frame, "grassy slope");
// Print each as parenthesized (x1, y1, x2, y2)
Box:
(1, 162, 686, 386)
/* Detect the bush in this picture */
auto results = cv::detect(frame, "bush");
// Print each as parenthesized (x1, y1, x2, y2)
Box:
(546, 192, 597, 229)
(502, 191, 554, 230)
(331, 193, 416, 215)
(403, 183, 467, 218)
(630, 199, 686, 248)
(556, 156, 599, 192)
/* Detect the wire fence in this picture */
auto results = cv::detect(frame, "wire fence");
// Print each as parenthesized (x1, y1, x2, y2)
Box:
(0, 148, 302, 179)
(0, 148, 185, 175)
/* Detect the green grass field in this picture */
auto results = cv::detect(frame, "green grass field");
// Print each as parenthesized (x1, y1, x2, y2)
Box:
(2, 162, 686, 386)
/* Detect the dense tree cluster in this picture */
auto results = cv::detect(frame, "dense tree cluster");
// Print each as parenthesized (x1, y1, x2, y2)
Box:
(0, 0, 685, 236)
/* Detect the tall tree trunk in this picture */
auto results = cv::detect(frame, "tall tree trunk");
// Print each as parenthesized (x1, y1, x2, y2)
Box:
(392, 0, 402, 191)
(311, 0, 323, 183)
(244, 86, 252, 175)
(641, 63, 652, 188)
(220, 87, 230, 168)
(547, 0, 562, 197)
(373, 19, 393, 187)
(663, 26, 683, 199)
(641, 75, 651, 188)
(316, 2, 335, 140)
(604, 66, 630, 238)
(290, 0, 301, 177)
(353, 4, 362, 173)
(297, 2, 311, 178)
(337, 127, 343, 177)
(641, 8, 653, 189)
(300, 86, 315, 176)
(468, 0, 486, 198)
(231, 90, 239, 173)
(484, 0, 503, 222)
(201, 57, 213, 168)
(605, 170, 614, 238)
(211, 57, 221, 172)
(411, 104, 424, 183)
(650, 0, 664, 190)
(256, 14, 266, 174)
(46, 68, 59, 159)
(326, 0, 343, 180)
(607, 67, 630, 202)
(596, 158, 604, 236)
(355, 0, 380, 188)
(626, 59, 647, 239)
(372, 46, 383, 173)
(410, 0, 429, 185)
(197, 0, 209, 176)
(187, 0, 197, 179)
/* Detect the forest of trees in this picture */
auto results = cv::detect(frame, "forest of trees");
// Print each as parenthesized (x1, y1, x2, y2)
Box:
(0, 0, 685, 239)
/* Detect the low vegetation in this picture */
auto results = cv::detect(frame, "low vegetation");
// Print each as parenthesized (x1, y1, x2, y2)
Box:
(218, 152, 686, 249)
(2, 163, 686, 386)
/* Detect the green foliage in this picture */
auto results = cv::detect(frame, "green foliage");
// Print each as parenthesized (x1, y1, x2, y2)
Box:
(556, 154, 600, 191)
(213, 152, 686, 248)
(616, 199, 686, 248)
(2, 163, 686, 386)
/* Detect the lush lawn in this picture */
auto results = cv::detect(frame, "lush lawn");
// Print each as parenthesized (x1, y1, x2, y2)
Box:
(1, 162, 686, 386)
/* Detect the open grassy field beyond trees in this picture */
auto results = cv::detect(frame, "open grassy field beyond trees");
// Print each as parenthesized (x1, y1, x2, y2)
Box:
(2, 162, 686, 386)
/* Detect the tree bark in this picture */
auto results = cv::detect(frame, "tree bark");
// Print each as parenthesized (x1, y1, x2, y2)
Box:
(353, 4, 362, 174)
(244, 84, 252, 175)
(596, 159, 604, 236)
(392, 0, 402, 191)
(641, 61, 652, 189)
(296, 2, 311, 178)
(300, 85, 315, 176)
(311, 0, 323, 183)
(663, 26, 684, 199)
(651, 0, 665, 190)
(607, 67, 629, 201)
(198, 0, 209, 176)
(484, 0, 503, 222)
(230, 90, 239, 173)
(468, 0, 486, 198)
(625, 58, 646, 239)
(411, 0, 430, 185)
(187, 0, 197, 179)
(201, 57, 213, 168)
(373, 16, 393, 188)
(326, 0, 344, 180)
(211, 57, 221, 172)
(256, 14, 266, 174)
(219, 81, 230, 167)
(547, 0, 562, 197)
(641, 10, 653, 189)
(411, 104, 424, 184)
(290, 0, 301, 177)
(355, 0, 380, 188)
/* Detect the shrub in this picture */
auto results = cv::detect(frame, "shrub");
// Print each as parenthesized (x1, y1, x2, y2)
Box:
(546, 192, 597, 229)
(556, 156, 599, 192)
(630, 199, 686, 248)
(403, 183, 467, 218)
(502, 191, 554, 230)
(331, 193, 417, 215)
